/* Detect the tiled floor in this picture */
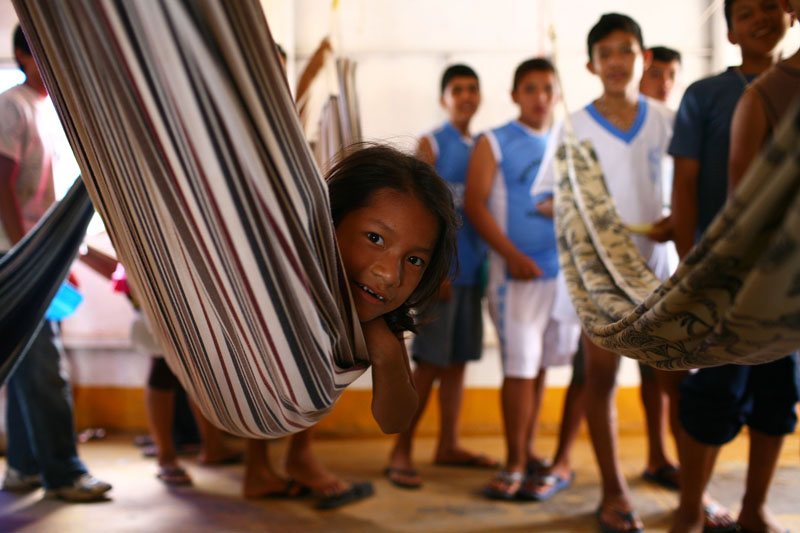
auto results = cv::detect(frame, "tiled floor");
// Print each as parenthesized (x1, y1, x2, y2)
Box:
(1, 432, 798, 532)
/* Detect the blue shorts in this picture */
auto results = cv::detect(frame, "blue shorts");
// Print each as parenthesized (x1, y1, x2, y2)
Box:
(679, 353, 800, 446)
(411, 284, 483, 368)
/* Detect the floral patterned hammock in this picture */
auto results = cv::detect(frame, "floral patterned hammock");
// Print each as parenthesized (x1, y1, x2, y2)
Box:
(553, 102, 800, 369)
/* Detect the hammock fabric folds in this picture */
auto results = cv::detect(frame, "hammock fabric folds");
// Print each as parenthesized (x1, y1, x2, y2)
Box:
(14, 0, 368, 438)
(0, 179, 93, 384)
(554, 101, 800, 369)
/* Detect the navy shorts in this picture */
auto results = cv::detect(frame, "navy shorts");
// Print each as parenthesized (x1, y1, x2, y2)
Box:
(679, 353, 800, 446)
(412, 284, 483, 368)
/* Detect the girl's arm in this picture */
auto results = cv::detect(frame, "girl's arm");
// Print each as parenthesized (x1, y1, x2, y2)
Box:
(364, 317, 418, 434)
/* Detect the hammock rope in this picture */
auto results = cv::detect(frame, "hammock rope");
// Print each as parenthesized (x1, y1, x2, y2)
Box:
(14, 0, 368, 438)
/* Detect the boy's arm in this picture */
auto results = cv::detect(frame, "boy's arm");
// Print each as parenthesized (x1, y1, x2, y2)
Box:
(415, 136, 436, 166)
(464, 136, 542, 279)
(295, 37, 331, 106)
(670, 156, 700, 259)
(0, 155, 25, 245)
(78, 244, 119, 280)
(729, 90, 769, 194)
(365, 317, 418, 434)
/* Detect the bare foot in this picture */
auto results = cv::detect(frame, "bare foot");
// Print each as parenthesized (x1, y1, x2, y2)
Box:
(670, 509, 704, 533)
(198, 443, 243, 465)
(387, 444, 421, 486)
(433, 447, 499, 468)
(597, 496, 643, 532)
(738, 503, 786, 533)
(285, 445, 348, 496)
(242, 463, 291, 498)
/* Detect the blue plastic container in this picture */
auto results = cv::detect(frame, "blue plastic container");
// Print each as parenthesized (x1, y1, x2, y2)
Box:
(45, 282, 84, 320)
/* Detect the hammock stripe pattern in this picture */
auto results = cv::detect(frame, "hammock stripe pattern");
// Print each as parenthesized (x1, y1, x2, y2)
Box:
(554, 101, 800, 369)
(0, 180, 94, 384)
(14, 0, 368, 437)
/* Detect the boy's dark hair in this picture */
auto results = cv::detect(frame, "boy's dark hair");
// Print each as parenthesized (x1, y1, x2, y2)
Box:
(587, 13, 644, 60)
(326, 144, 459, 334)
(724, 0, 741, 30)
(13, 25, 31, 73)
(440, 64, 479, 95)
(512, 58, 556, 91)
(649, 46, 681, 64)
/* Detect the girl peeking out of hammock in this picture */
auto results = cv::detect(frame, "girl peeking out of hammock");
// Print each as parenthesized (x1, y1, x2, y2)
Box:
(327, 144, 459, 434)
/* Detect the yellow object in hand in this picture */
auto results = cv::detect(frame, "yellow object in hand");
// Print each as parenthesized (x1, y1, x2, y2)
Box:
(627, 223, 655, 234)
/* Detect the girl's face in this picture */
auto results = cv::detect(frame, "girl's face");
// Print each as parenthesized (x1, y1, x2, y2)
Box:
(336, 188, 439, 323)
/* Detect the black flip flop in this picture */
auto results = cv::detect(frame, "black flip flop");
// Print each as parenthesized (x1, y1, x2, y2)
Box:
(315, 481, 374, 510)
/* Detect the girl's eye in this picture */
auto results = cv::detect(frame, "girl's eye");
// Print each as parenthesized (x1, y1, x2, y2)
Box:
(408, 256, 426, 268)
(366, 232, 384, 246)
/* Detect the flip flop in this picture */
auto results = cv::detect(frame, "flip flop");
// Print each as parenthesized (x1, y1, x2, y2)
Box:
(156, 466, 193, 486)
(315, 481, 374, 510)
(702, 502, 739, 533)
(383, 467, 422, 489)
(482, 470, 525, 501)
(525, 457, 553, 476)
(434, 454, 499, 469)
(642, 464, 680, 490)
(596, 505, 643, 533)
(518, 471, 574, 501)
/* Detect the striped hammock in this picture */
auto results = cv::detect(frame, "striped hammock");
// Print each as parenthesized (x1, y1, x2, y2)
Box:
(0, 180, 93, 384)
(14, 0, 368, 438)
(554, 99, 800, 369)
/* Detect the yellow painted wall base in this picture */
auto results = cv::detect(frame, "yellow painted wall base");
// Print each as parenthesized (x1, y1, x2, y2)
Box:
(72, 385, 650, 438)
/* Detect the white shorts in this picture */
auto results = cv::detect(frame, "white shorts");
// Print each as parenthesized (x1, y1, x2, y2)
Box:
(488, 276, 581, 379)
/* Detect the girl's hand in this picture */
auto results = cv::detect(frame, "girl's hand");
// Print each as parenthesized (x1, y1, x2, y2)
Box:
(364, 318, 418, 434)
(644, 216, 673, 243)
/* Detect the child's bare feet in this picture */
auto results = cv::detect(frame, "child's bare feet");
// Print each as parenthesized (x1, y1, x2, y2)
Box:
(738, 503, 787, 533)
(242, 463, 292, 498)
(285, 444, 348, 496)
(433, 447, 498, 468)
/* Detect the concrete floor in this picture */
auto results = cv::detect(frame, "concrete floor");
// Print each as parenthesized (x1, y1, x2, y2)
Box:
(0, 432, 798, 532)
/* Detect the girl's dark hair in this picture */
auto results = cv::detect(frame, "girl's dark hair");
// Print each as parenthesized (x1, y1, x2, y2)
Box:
(326, 143, 459, 334)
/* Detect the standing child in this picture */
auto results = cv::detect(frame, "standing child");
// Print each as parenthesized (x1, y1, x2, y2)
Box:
(567, 14, 674, 532)
(637, 44, 683, 493)
(464, 58, 580, 501)
(385, 65, 497, 490)
(666, 1, 797, 532)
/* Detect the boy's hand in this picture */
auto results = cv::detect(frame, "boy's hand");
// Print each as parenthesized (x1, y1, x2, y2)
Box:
(644, 216, 673, 243)
(506, 249, 542, 280)
(535, 197, 554, 218)
(438, 280, 452, 301)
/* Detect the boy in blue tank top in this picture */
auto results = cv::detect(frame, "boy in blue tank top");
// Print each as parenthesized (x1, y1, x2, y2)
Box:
(385, 65, 496, 489)
(465, 58, 580, 501)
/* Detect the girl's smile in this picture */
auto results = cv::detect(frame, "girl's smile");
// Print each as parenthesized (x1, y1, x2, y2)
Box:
(336, 188, 439, 323)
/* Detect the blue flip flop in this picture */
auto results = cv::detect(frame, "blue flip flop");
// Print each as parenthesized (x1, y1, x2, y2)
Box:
(518, 471, 574, 501)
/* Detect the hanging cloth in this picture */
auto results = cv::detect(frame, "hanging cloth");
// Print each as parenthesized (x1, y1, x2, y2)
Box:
(14, 0, 368, 438)
(0, 179, 94, 383)
(552, 99, 800, 369)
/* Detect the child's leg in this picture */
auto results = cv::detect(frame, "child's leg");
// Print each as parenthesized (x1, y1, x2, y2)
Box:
(434, 362, 467, 457)
(737, 430, 786, 532)
(188, 402, 240, 465)
(501, 377, 536, 472)
(639, 362, 676, 478)
(544, 346, 585, 479)
(524, 368, 548, 467)
(243, 438, 288, 498)
(583, 335, 642, 529)
(669, 433, 720, 533)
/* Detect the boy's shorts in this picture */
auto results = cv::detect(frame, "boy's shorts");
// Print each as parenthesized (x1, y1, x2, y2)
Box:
(679, 353, 800, 446)
(411, 283, 483, 368)
(488, 277, 580, 379)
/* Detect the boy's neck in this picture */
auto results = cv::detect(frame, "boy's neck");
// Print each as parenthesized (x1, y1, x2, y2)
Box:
(449, 119, 471, 137)
(517, 116, 549, 134)
(739, 49, 781, 75)
(594, 90, 639, 115)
